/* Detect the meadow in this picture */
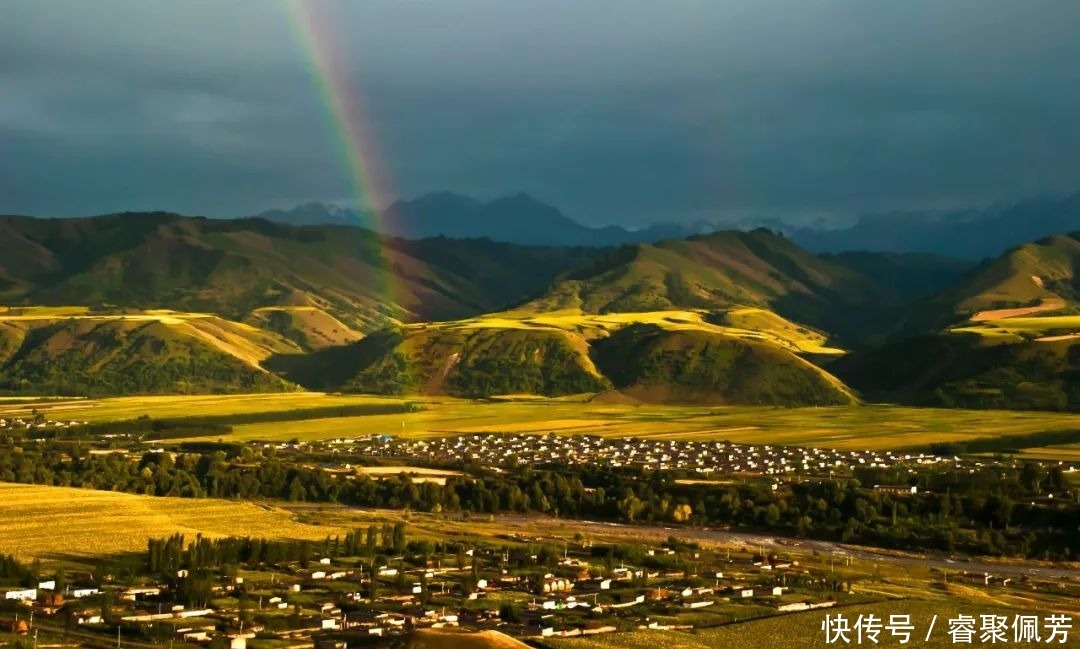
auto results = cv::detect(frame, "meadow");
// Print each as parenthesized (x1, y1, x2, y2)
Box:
(952, 313, 1080, 343)
(424, 308, 845, 355)
(7, 392, 1080, 454)
(189, 399, 1080, 453)
(0, 483, 354, 561)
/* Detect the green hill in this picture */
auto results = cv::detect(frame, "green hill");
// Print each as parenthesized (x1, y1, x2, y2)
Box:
(823, 251, 974, 300)
(517, 229, 880, 341)
(592, 323, 854, 406)
(835, 332, 1080, 412)
(245, 306, 363, 351)
(892, 233, 1080, 335)
(273, 312, 854, 406)
(0, 213, 596, 331)
(0, 310, 297, 395)
(271, 323, 609, 399)
(833, 233, 1080, 412)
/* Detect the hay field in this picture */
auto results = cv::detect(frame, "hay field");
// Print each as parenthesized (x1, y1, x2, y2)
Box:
(0, 392, 410, 422)
(355, 466, 463, 485)
(0, 483, 351, 561)
(11, 392, 1080, 455)
(1011, 443, 1080, 462)
(168, 396, 1080, 453)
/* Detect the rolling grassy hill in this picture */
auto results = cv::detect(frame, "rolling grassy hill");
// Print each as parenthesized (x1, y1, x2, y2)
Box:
(516, 228, 881, 342)
(894, 233, 1080, 335)
(272, 310, 853, 406)
(836, 328, 1080, 411)
(592, 323, 854, 406)
(245, 305, 364, 351)
(835, 233, 1080, 411)
(823, 250, 974, 299)
(0, 308, 298, 395)
(6, 212, 1080, 410)
(270, 324, 611, 399)
(0, 212, 597, 331)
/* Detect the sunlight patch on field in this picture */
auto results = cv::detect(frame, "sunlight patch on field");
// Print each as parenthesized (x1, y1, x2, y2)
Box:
(153, 395, 1080, 454)
(0, 392, 409, 422)
(0, 483, 351, 561)
(953, 313, 1080, 342)
(970, 298, 1067, 322)
(415, 309, 845, 355)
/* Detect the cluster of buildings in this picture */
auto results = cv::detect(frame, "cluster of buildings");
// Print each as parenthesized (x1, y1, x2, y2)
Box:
(299, 434, 960, 478)
(0, 416, 86, 431)
(0, 544, 837, 646)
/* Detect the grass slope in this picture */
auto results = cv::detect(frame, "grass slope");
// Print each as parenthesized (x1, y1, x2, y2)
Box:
(0, 482, 348, 561)
(837, 332, 1080, 411)
(592, 324, 854, 406)
(273, 325, 610, 399)
(0, 213, 596, 331)
(274, 309, 852, 405)
(518, 229, 880, 341)
(245, 305, 364, 350)
(0, 309, 298, 395)
(824, 250, 975, 299)
(897, 233, 1080, 334)
(15, 393, 1080, 454)
(837, 233, 1080, 411)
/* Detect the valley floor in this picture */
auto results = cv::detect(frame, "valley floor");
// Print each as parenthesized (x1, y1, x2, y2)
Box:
(6, 392, 1080, 456)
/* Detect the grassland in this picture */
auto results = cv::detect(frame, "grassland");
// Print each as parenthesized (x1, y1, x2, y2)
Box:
(0, 483, 354, 561)
(0, 391, 406, 422)
(204, 400, 1080, 451)
(12, 392, 1080, 454)
(436, 308, 844, 355)
(545, 599, 1080, 649)
(0, 307, 299, 367)
(953, 314, 1080, 342)
(246, 305, 364, 350)
(1009, 443, 1080, 462)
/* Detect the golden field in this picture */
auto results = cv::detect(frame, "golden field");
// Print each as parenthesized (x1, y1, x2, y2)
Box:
(5, 392, 1080, 454)
(0, 483, 352, 561)
(219, 399, 1080, 451)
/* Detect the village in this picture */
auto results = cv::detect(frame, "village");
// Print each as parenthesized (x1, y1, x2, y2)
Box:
(269, 433, 1078, 485)
(3, 519, 1078, 649)
(0, 528, 836, 647)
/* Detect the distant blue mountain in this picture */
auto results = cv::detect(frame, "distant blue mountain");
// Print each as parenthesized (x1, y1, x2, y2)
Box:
(791, 192, 1080, 260)
(254, 192, 732, 247)
(255, 190, 1080, 258)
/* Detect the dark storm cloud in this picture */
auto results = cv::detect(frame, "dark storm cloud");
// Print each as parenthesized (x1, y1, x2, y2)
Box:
(2, 0, 1079, 225)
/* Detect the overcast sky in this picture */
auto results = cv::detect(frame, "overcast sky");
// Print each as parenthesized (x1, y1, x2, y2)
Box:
(2, 0, 1079, 227)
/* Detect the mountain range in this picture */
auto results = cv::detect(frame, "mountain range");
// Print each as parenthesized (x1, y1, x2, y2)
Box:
(3, 211, 1080, 411)
(255, 192, 771, 248)
(254, 190, 1080, 260)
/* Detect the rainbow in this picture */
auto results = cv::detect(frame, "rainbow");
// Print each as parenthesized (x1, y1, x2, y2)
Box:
(282, 0, 408, 325)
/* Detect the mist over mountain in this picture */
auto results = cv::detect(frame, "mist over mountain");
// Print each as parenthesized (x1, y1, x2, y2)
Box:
(255, 190, 1080, 258)
(253, 192, 767, 247)
(791, 192, 1080, 260)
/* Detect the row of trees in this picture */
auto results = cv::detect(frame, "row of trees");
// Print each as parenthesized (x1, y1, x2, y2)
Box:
(1, 439, 1076, 559)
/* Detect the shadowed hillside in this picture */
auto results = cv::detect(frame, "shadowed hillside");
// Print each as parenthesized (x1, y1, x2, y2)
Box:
(0, 311, 297, 395)
(0, 212, 598, 331)
(273, 313, 854, 406)
(592, 324, 854, 406)
(270, 324, 610, 399)
(517, 228, 881, 341)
